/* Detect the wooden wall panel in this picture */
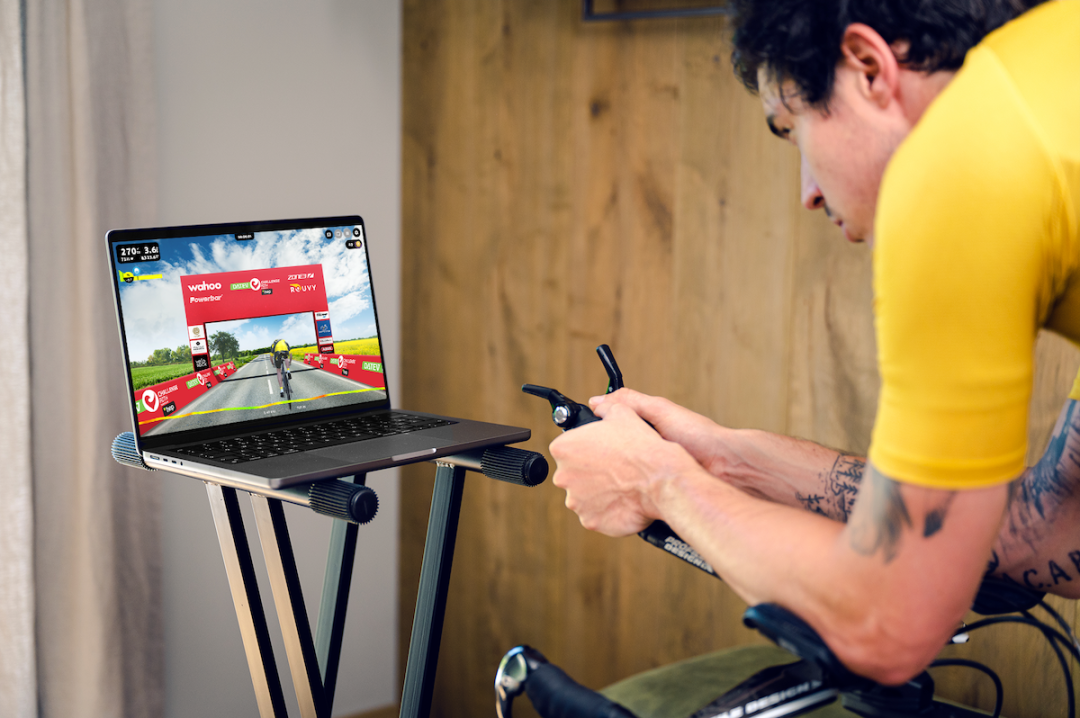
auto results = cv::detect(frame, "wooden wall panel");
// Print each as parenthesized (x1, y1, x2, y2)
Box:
(401, 3, 1079, 716)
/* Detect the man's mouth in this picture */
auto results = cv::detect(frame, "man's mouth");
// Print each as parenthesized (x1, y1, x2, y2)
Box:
(823, 203, 859, 242)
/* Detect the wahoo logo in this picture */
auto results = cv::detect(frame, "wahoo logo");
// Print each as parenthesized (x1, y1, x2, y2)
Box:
(187, 281, 222, 292)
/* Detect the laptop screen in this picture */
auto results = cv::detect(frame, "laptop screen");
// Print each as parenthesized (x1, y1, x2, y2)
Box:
(108, 216, 389, 446)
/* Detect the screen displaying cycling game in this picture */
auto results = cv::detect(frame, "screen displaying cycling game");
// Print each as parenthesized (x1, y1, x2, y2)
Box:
(112, 225, 386, 437)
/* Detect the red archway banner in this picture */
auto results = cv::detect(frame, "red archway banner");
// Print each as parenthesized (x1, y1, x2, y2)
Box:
(180, 264, 334, 371)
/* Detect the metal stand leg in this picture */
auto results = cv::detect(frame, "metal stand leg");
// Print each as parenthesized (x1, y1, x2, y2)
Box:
(206, 460, 472, 718)
(206, 484, 289, 718)
(400, 463, 468, 718)
(251, 494, 329, 718)
(316, 475, 363, 709)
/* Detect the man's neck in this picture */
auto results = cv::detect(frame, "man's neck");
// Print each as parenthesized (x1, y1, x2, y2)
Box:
(897, 69, 956, 128)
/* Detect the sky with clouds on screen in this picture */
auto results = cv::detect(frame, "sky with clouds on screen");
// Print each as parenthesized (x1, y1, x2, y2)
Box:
(115, 227, 376, 363)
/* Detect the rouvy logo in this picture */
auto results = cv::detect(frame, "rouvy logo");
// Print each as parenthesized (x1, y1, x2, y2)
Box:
(187, 281, 222, 292)
(290, 283, 317, 293)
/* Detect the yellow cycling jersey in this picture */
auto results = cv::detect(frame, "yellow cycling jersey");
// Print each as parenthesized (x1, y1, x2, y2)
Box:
(273, 339, 290, 354)
(869, 0, 1080, 490)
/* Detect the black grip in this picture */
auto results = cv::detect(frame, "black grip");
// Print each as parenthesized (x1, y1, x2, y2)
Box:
(743, 604, 862, 688)
(111, 431, 153, 471)
(481, 446, 549, 487)
(308, 481, 379, 524)
(525, 662, 638, 718)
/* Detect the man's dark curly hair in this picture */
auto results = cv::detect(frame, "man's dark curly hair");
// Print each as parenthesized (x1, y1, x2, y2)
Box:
(731, 0, 1046, 109)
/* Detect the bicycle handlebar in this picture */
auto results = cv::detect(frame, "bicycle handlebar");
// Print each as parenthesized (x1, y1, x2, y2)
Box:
(496, 646, 637, 718)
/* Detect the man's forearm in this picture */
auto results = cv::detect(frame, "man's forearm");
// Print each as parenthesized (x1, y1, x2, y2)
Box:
(724, 422, 1080, 598)
(650, 460, 1006, 684)
(715, 429, 864, 522)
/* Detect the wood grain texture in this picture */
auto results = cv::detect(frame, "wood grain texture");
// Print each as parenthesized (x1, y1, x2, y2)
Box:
(400, 3, 1079, 716)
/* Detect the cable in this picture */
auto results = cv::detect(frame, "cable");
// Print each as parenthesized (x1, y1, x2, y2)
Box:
(1022, 609, 1080, 667)
(1037, 599, 1080, 657)
(963, 615, 1074, 716)
(962, 615, 1080, 662)
(928, 659, 1002, 718)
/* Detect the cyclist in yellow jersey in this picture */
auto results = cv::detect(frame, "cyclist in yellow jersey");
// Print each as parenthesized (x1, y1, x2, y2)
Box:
(547, 0, 1079, 685)
(271, 338, 292, 398)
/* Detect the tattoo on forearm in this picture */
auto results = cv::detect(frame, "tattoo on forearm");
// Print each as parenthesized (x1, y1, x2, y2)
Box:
(798, 454, 865, 522)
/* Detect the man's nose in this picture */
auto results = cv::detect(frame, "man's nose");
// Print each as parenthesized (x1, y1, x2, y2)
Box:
(801, 155, 825, 211)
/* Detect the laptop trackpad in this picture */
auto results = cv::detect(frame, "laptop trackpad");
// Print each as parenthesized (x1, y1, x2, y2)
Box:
(315, 434, 455, 462)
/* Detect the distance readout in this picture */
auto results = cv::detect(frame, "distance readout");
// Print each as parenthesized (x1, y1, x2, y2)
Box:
(117, 242, 160, 264)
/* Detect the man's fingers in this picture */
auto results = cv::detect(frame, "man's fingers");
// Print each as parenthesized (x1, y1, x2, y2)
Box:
(589, 388, 649, 417)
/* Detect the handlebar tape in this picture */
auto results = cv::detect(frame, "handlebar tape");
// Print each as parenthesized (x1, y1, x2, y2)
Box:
(524, 662, 638, 718)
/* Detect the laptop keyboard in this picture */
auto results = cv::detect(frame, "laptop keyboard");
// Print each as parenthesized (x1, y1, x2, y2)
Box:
(172, 412, 456, 464)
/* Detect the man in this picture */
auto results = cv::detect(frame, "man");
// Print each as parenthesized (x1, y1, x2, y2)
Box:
(271, 338, 292, 398)
(550, 0, 1079, 685)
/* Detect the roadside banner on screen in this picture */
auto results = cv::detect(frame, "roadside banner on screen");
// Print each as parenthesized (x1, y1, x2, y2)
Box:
(304, 353, 384, 388)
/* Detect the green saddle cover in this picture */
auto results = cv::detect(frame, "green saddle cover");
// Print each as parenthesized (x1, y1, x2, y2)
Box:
(599, 644, 995, 718)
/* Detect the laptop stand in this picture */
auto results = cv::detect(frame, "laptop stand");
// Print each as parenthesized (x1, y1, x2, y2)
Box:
(111, 432, 548, 718)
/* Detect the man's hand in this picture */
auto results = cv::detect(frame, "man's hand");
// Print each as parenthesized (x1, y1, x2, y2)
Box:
(587, 389, 852, 513)
(549, 402, 705, 537)
(587, 389, 735, 477)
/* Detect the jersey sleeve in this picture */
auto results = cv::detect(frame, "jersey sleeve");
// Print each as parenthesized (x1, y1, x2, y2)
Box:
(868, 45, 1072, 490)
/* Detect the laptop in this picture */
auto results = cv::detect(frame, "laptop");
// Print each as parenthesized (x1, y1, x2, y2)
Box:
(107, 215, 529, 489)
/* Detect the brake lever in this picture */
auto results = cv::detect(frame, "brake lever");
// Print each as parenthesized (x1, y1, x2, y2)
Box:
(521, 384, 601, 431)
(522, 345, 720, 580)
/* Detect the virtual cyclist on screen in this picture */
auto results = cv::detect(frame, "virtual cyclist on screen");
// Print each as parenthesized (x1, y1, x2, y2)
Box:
(272, 338, 292, 398)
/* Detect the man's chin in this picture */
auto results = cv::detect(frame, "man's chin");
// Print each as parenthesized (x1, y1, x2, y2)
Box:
(840, 223, 871, 245)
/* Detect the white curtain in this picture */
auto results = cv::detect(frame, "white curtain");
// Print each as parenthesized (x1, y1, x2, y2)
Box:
(0, 0, 35, 714)
(0, 0, 161, 716)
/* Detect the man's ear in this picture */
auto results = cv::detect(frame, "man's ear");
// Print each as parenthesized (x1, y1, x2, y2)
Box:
(839, 23, 900, 108)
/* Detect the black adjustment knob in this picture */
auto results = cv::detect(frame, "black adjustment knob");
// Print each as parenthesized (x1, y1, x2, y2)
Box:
(308, 481, 379, 524)
(481, 447, 549, 487)
(112, 432, 153, 471)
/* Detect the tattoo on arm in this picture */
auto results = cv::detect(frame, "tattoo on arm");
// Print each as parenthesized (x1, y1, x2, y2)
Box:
(848, 467, 912, 563)
(923, 494, 956, 538)
(986, 401, 1080, 592)
(1005, 401, 1080, 552)
(847, 466, 957, 564)
(797, 454, 865, 522)
(993, 550, 1080, 591)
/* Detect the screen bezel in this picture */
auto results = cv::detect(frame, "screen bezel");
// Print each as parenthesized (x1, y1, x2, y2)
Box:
(106, 215, 391, 452)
